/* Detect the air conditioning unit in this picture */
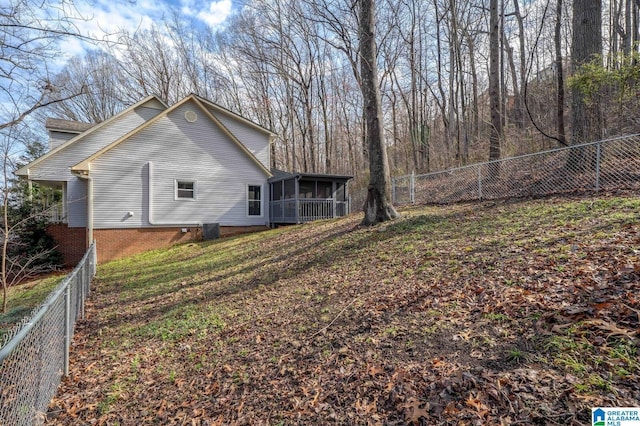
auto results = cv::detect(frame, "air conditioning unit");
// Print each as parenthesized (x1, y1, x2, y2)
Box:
(202, 223, 220, 240)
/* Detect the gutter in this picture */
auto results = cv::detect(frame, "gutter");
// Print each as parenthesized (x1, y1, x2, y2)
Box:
(147, 161, 201, 227)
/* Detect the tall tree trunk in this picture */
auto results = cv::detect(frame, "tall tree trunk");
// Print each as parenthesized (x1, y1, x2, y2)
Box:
(489, 0, 502, 161)
(513, 0, 527, 129)
(633, 0, 639, 62)
(359, 0, 399, 225)
(571, 0, 603, 144)
(463, 27, 480, 147)
(555, 0, 567, 146)
(625, 0, 633, 55)
(433, 0, 449, 152)
(503, 35, 520, 126)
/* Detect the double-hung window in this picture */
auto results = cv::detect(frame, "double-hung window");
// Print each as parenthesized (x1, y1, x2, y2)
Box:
(175, 180, 196, 200)
(247, 184, 262, 216)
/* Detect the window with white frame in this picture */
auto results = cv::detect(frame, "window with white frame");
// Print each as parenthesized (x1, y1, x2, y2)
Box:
(175, 180, 196, 200)
(247, 184, 262, 216)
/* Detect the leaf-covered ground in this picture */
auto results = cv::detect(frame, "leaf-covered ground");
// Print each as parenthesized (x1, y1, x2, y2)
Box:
(47, 195, 639, 425)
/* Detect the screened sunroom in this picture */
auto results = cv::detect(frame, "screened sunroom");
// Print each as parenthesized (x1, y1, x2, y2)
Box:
(268, 170, 352, 224)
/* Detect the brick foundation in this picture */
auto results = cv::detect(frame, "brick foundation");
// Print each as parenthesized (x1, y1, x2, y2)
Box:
(46, 224, 87, 267)
(47, 224, 269, 265)
(219, 225, 270, 238)
(94, 227, 201, 263)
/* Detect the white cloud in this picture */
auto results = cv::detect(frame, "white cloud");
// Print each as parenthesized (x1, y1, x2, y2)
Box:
(53, 0, 159, 61)
(36, 0, 235, 68)
(75, 0, 158, 37)
(183, 0, 232, 28)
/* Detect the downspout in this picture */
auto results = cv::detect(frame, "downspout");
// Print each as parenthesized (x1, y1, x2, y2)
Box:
(71, 171, 93, 248)
(147, 161, 200, 227)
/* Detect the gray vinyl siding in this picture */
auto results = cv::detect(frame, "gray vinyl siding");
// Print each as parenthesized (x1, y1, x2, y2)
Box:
(90, 100, 270, 229)
(66, 178, 87, 227)
(48, 131, 76, 151)
(207, 108, 271, 168)
(26, 104, 163, 229)
(27, 105, 163, 182)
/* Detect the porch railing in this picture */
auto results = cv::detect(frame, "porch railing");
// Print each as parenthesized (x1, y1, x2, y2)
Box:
(270, 199, 349, 223)
(33, 203, 66, 224)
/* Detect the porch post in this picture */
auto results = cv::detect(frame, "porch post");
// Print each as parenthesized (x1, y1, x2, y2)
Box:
(295, 178, 300, 223)
(345, 181, 350, 214)
(332, 182, 337, 218)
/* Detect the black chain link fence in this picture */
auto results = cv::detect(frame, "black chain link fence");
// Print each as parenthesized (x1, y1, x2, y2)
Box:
(0, 244, 96, 425)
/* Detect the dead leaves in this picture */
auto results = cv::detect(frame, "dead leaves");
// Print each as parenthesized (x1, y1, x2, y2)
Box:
(403, 398, 430, 424)
(582, 319, 639, 342)
(45, 196, 640, 425)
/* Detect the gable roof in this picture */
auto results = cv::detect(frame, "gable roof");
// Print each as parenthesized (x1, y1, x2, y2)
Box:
(71, 94, 272, 177)
(16, 95, 168, 177)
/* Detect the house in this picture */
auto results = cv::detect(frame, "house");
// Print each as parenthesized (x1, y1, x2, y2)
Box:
(16, 94, 352, 265)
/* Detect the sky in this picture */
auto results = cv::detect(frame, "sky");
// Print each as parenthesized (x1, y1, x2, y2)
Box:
(65, 0, 238, 56)
(1, 0, 240, 136)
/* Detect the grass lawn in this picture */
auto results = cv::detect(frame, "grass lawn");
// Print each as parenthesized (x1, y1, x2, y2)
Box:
(1, 272, 68, 339)
(47, 195, 639, 425)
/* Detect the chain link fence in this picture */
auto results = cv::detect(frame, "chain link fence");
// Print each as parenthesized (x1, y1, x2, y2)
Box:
(0, 243, 96, 425)
(393, 134, 640, 205)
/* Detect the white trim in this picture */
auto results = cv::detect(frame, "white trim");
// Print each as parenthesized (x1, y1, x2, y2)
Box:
(246, 183, 263, 218)
(175, 179, 198, 201)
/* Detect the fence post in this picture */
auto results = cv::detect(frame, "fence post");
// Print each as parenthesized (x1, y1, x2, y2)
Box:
(64, 283, 71, 376)
(477, 165, 483, 200)
(80, 273, 85, 320)
(595, 142, 601, 192)
(410, 171, 415, 204)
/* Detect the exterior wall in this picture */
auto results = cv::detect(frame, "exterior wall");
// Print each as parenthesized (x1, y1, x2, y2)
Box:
(48, 130, 76, 151)
(66, 178, 87, 227)
(28, 104, 164, 182)
(94, 227, 199, 263)
(94, 225, 269, 263)
(207, 106, 271, 168)
(26, 102, 164, 228)
(90, 99, 271, 229)
(219, 225, 270, 237)
(46, 224, 87, 267)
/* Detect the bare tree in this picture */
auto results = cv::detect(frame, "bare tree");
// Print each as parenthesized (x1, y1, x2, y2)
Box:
(554, 0, 567, 145)
(1, 126, 61, 312)
(0, 0, 102, 310)
(489, 0, 502, 161)
(571, 0, 603, 144)
(0, 0, 102, 131)
(44, 51, 124, 123)
(116, 26, 184, 105)
(359, 0, 399, 225)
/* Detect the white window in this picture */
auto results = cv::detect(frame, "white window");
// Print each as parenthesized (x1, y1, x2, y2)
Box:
(175, 180, 197, 200)
(247, 184, 262, 216)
